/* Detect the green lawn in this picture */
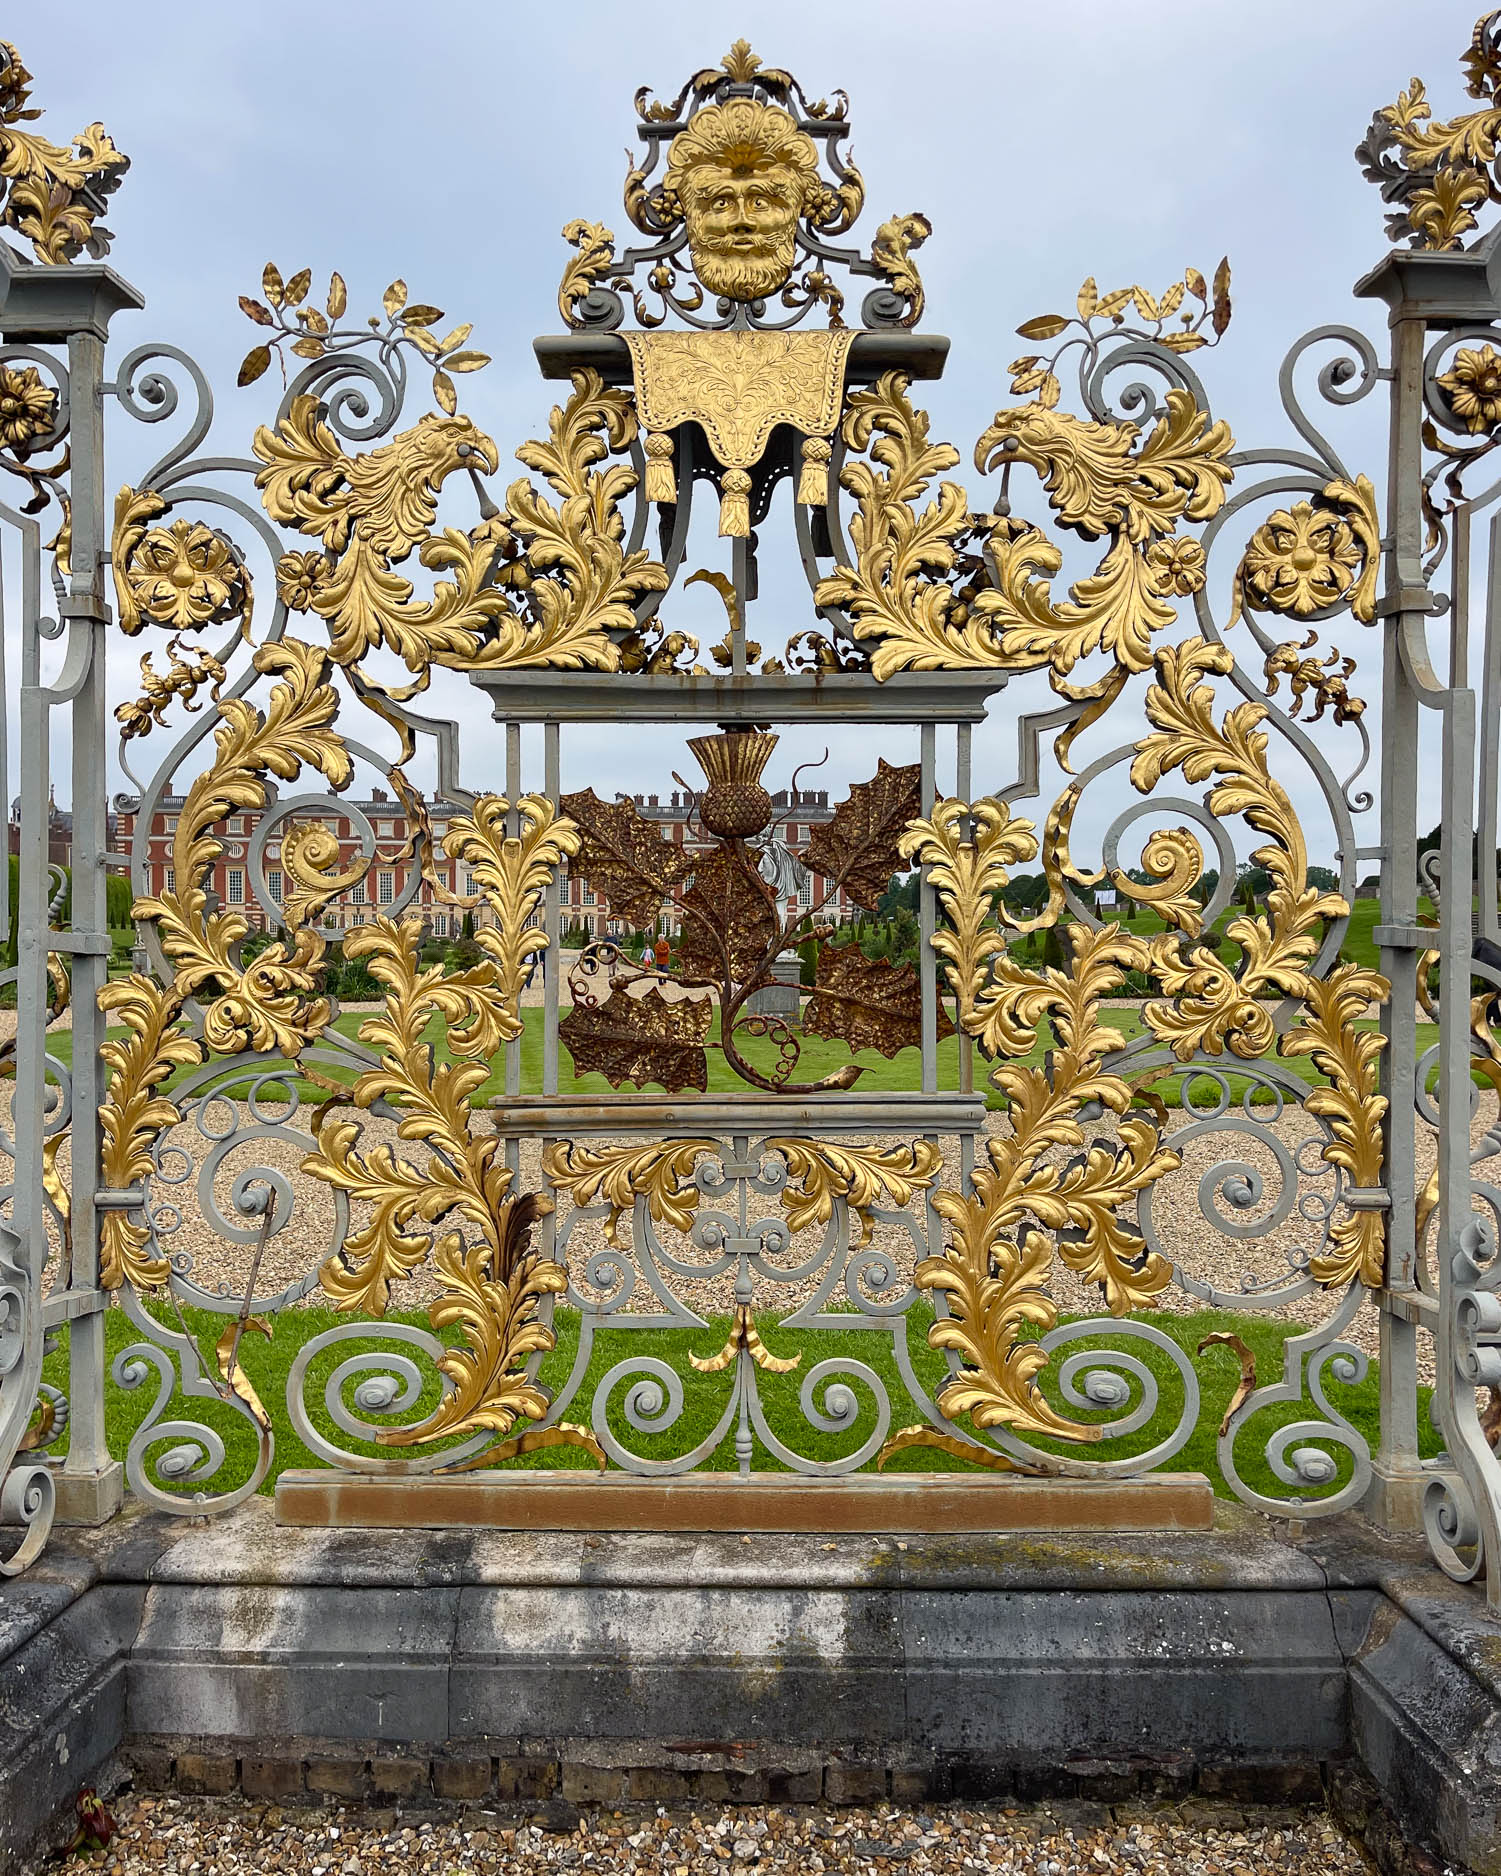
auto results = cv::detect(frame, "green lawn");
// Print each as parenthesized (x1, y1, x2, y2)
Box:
(40, 1002, 1441, 1114)
(40, 1300, 1443, 1504)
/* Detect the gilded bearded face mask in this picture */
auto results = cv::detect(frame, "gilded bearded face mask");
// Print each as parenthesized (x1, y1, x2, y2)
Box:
(665, 100, 821, 302)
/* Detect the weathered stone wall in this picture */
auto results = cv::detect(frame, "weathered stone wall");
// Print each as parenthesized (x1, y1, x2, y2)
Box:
(2, 1505, 1499, 1876)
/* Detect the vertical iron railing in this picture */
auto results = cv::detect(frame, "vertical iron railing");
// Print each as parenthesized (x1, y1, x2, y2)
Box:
(1359, 236, 1501, 1603)
(0, 261, 140, 1571)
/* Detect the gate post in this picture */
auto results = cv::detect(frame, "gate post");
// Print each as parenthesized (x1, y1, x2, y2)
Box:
(1357, 236, 1501, 1583)
(1359, 270, 1433, 1533)
(57, 319, 119, 1524)
(0, 257, 141, 1544)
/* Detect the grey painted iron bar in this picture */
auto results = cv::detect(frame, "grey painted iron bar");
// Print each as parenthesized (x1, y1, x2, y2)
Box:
(505, 722, 522, 1175)
(731, 536, 749, 678)
(543, 721, 561, 1098)
(1482, 509, 1501, 949)
(5, 576, 54, 1558)
(61, 329, 112, 1489)
(956, 721, 974, 1100)
(1370, 307, 1426, 1533)
(488, 1092, 986, 1138)
(956, 720, 974, 1192)
(1438, 679, 1493, 1601)
(920, 723, 938, 1095)
(0, 542, 8, 958)
(470, 670, 1006, 725)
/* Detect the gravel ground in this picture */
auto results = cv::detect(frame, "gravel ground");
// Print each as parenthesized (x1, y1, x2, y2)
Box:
(9, 989, 1479, 1391)
(64, 1794, 1374, 1876)
(83, 1081, 1480, 1392)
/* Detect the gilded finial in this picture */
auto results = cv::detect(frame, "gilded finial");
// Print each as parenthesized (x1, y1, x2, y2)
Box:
(721, 39, 762, 83)
(0, 39, 128, 263)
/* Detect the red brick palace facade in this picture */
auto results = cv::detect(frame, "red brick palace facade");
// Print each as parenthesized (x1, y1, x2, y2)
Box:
(113, 785, 852, 938)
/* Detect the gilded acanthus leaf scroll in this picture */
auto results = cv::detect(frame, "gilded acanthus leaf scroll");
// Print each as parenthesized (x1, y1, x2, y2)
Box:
(542, 1138, 709, 1245)
(444, 796, 579, 1033)
(971, 388, 1234, 680)
(0, 39, 128, 263)
(81, 27, 1400, 1513)
(96, 976, 202, 1291)
(767, 1138, 941, 1246)
(1359, 12, 1501, 250)
(100, 640, 354, 1291)
(888, 620, 1388, 1474)
(250, 364, 668, 685)
(304, 913, 591, 1459)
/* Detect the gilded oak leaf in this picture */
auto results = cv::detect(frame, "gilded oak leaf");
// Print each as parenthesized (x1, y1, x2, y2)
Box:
(804, 758, 921, 911)
(560, 983, 711, 1093)
(560, 788, 688, 928)
(802, 944, 954, 1059)
(678, 844, 780, 988)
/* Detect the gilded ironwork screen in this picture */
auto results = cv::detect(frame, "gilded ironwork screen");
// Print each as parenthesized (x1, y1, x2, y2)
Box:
(2, 23, 1501, 1597)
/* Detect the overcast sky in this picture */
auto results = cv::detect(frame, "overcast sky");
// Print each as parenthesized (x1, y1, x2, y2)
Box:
(13, 1, 1485, 871)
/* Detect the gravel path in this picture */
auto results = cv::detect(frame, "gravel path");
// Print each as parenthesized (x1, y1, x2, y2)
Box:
(68, 1794, 1373, 1876)
(9, 985, 1483, 1392)
(95, 1085, 1481, 1393)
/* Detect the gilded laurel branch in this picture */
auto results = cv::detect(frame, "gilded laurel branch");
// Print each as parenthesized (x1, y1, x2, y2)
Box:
(237, 266, 491, 411)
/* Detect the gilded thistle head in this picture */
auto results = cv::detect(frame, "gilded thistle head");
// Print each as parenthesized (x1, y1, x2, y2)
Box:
(663, 100, 822, 302)
(688, 726, 779, 837)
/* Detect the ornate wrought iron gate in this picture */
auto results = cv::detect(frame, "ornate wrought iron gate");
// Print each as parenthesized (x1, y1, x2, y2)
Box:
(5, 21, 1501, 1596)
